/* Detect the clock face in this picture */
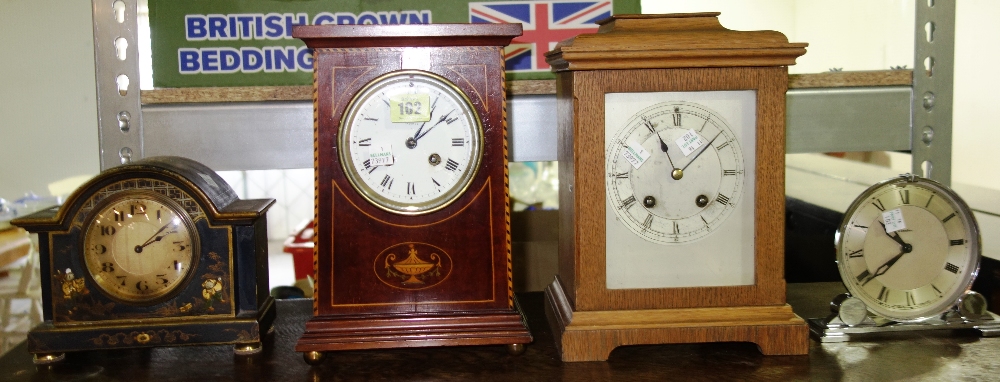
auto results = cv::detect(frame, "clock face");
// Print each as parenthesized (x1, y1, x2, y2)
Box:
(82, 192, 199, 303)
(836, 176, 980, 321)
(605, 101, 745, 244)
(339, 70, 484, 215)
(604, 91, 756, 289)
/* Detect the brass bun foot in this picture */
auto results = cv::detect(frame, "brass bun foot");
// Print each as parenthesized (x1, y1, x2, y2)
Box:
(506, 343, 526, 356)
(33, 353, 65, 365)
(303, 351, 325, 365)
(233, 342, 263, 356)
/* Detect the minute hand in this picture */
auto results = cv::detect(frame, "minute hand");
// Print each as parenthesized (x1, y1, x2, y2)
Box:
(414, 109, 455, 141)
(680, 131, 724, 172)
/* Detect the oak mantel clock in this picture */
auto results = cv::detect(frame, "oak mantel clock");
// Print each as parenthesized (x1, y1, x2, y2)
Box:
(543, 13, 809, 361)
(293, 23, 531, 364)
(11, 156, 275, 364)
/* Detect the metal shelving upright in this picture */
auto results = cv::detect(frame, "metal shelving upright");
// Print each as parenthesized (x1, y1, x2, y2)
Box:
(90, 0, 955, 185)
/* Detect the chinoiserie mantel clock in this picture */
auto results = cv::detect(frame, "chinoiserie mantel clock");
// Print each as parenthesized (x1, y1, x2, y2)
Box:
(11, 156, 275, 364)
(293, 23, 531, 364)
(543, 13, 808, 361)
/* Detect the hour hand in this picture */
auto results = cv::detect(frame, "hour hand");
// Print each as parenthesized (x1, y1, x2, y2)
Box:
(878, 221, 908, 247)
(654, 132, 678, 171)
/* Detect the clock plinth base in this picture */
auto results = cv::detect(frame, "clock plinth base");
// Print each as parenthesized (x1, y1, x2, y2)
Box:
(26, 296, 276, 358)
(544, 280, 808, 361)
(295, 304, 532, 357)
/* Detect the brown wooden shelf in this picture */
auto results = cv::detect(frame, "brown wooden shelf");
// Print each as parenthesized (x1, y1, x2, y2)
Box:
(140, 70, 913, 104)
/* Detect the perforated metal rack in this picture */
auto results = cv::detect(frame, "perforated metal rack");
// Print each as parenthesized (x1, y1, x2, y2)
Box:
(91, 1, 955, 185)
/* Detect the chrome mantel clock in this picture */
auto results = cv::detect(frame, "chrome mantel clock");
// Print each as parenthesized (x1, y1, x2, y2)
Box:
(810, 174, 1000, 341)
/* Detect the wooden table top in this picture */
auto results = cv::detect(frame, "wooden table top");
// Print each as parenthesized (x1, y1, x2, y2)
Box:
(2, 282, 999, 381)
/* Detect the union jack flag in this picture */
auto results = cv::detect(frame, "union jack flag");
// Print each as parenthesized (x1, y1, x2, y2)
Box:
(470, 1, 613, 72)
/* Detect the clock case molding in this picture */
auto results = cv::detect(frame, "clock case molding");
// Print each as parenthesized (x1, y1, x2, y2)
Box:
(293, 24, 533, 354)
(544, 13, 808, 361)
(12, 156, 275, 355)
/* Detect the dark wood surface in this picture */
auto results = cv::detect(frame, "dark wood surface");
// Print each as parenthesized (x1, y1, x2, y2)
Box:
(4, 283, 1000, 381)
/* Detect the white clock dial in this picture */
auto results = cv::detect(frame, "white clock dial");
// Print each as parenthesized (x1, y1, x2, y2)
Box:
(837, 176, 980, 321)
(604, 91, 756, 290)
(339, 70, 483, 215)
(605, 101, 745, 244)
(83, 192, 198, 303)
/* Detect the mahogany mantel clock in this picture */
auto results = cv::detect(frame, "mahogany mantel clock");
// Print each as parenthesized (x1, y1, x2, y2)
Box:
(11, 156, 275, 364)
(293, 23, 531, 364)
(543, 13, 808, 361)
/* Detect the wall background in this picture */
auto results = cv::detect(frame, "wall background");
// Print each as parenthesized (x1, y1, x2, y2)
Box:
(0, 0, 99, 201)
(1, 0, 997, 208)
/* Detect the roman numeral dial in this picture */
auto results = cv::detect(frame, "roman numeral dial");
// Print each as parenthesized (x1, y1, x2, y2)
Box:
(339, 71, 484, 214)
(836, 175, 980, 321)
(604, 100, 747, 245)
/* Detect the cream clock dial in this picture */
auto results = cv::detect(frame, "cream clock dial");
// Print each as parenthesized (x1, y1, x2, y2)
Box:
(836, 175, 980, 321)
(604, 91, 756, 289)
(82, 192, 198, 303)
(606, 101, 745, 244)
(340, 70, 484, 215)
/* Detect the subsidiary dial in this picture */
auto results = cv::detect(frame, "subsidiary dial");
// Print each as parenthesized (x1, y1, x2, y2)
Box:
(340, 70, 483, 215)
(606, 101, 745, 244)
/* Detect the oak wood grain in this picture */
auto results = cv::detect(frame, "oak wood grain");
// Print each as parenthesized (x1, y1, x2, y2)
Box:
(545, 280, 808, 362)
(562, 67, 790, 311)
(547, 13, 807, 71)
(139, 70, 912, 104)
(546, 13, 808, 362)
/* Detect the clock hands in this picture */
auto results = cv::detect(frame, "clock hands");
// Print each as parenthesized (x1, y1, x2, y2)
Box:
(879, 221, 909, 247)
(134, 222, 177, 254)
(861, 220, 914, 286)
(653, 132, 683, 180)
(409, 97, 439, 145)
(414, 109, 456, 142)
(861, 248, 908, 286)
(679, 130, 724, 174)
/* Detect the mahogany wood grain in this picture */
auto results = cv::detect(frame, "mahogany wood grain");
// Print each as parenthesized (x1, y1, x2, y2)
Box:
(294, 24, 530, 355)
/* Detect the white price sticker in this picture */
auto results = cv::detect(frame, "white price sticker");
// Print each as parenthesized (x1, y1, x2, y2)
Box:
(621, 140, 650, 169)
(369, 143, 395, 166)
(882, 208, 906, 233)
(675, 129, 706, 156)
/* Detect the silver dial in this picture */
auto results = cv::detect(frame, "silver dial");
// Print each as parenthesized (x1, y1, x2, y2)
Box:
(836, 175, 981, 321)
(605, 101, 745, 244)
(340, 70, 483, 215)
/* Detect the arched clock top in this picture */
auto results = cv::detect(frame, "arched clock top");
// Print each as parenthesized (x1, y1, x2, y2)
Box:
(12, 156, 272, 231)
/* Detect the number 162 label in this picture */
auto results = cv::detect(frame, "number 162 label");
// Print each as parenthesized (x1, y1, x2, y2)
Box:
(390, 93, 431, 123)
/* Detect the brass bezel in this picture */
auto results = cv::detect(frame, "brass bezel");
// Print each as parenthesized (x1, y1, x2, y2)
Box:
(338, 69, 485, 215)
(80, 190, 202, 306)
